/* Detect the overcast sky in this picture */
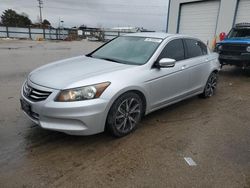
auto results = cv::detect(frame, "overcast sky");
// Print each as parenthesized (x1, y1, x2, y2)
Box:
(0, 0, 169, 31)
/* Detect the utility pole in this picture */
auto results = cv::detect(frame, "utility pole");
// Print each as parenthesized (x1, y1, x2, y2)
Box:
(38, 0, 43, 24)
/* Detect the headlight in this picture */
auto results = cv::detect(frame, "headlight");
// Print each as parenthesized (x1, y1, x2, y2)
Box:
(246, 46, 250, 52)
(214, 44, 222, 52)
(55, 82, 110, 102)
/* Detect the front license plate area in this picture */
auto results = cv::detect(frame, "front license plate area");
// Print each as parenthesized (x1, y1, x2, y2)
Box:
(220, 55, 238, 60)
(20, 99, 39, 120)
(20, 99, 31, 115)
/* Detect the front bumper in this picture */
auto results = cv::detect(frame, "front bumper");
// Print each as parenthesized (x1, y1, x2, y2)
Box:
(20, 81, 110, 135)
(219, 53, 250, 66)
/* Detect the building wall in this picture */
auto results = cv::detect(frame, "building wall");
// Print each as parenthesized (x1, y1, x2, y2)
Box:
(167, 0, 238, 35)
(216, 0, 238, 33)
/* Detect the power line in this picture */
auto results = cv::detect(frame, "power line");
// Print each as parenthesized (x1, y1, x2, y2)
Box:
(37, 0, 43, 23)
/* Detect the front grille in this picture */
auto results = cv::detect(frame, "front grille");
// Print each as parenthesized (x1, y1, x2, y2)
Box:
(221, 44, 247, 52)
(23, 82, 52, 102)
(220, 51, 241, 56)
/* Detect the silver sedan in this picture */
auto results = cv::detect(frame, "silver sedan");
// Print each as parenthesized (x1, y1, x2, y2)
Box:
(20, 32, 220, 137)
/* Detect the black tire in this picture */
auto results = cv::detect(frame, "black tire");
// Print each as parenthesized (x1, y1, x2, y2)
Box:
(106, 92, 143, 137)
(199, 72, 218, 98)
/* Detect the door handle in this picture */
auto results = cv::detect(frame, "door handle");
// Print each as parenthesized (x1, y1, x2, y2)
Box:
(181, 65, 187, 70)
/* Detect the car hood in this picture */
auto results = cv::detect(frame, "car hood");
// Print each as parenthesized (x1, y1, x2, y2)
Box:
(218, 38, 250, 45)
(29, 56, 133, 89)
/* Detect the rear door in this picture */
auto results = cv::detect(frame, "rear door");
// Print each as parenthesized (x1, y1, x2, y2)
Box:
(183, 39, 210, 93)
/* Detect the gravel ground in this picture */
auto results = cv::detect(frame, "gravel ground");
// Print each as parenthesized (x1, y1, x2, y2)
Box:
(0, 39, 249, 188)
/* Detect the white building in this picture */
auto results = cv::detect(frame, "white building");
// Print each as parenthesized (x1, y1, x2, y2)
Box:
(167, 0, 250, 46)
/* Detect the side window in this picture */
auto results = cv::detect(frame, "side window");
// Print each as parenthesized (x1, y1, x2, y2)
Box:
(185, 39, 203, 58)
(199, 41, 208, 55)
(158, 39, 185, 61)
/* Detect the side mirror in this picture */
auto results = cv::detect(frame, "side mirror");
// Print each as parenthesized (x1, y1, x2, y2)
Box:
(158, 58, 176, 68)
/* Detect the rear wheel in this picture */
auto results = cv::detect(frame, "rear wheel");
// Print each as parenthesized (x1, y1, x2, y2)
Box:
(106, 92, 143, 137)
(200, 72, 218, 98)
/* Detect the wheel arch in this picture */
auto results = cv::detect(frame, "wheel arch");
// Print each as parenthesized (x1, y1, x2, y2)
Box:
(127, 90, 147, 116)
(103, 87, 148, 130)
(212, 69, 219, 74)
(205, 67, 219, 85)
(107, 88, 148, 114)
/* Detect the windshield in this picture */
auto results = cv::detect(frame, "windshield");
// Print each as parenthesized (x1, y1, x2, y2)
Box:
(227, 28, 250, 39)
(90, 36, 162, 65)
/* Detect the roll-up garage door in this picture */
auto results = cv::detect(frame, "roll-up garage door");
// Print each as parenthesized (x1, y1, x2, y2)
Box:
(235, 0, 250, 24)
(178, 0, 220, 45)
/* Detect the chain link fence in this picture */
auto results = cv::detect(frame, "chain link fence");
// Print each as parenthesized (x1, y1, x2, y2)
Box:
(0, 26, 145, 42)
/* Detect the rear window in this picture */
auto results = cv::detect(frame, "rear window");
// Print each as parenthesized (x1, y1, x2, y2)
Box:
(199, 42, 208, 55)
(185, 39, 203, 58)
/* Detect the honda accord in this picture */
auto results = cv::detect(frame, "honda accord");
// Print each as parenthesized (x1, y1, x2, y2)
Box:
(20, 32, 220, 137)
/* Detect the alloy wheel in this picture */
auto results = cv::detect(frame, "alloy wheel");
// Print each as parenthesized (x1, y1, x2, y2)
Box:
(115, 97, 141, 133)
(205, 73, 217, 97)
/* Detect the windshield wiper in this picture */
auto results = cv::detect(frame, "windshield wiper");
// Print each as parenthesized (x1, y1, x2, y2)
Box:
(91, 56, 130, 64)
(98, 57, 120, 63)
(86, 54, 92, 57)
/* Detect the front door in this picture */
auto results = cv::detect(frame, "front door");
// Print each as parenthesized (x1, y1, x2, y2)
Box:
(145, 39, 190, 110)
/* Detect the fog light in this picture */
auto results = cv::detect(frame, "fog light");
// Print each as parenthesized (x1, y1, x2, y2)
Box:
(246, 46, 250, 53)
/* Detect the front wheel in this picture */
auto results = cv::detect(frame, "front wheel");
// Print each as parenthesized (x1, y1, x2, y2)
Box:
(106, 92, 143, 137)
(199, 72, 218, 98)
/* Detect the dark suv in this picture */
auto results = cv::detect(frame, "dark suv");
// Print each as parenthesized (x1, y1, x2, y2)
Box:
(215, 23, 250, 68)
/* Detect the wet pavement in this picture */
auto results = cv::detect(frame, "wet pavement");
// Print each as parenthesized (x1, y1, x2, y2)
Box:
(0, 40, 249, 188)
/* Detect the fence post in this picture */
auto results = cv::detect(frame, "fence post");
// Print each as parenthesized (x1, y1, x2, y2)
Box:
(56, 29, 58, 40)
(6, 26, 9, 38)
(43, 27, 46, 39)
(102, 31, 105, 42)
(58, 28, 60, 40)
(28, 26, 32, 39)
(118, 31, 120, 36)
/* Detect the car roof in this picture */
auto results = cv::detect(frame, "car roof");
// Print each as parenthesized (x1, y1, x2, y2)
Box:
(124, 32, 192, 40)
(234, 22, 250, 28)
(124, 32, 174, 39)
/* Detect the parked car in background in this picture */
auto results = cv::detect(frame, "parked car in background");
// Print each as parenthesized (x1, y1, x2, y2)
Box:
(20, 33, 220, 137)
(215, 23, 250, 68)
